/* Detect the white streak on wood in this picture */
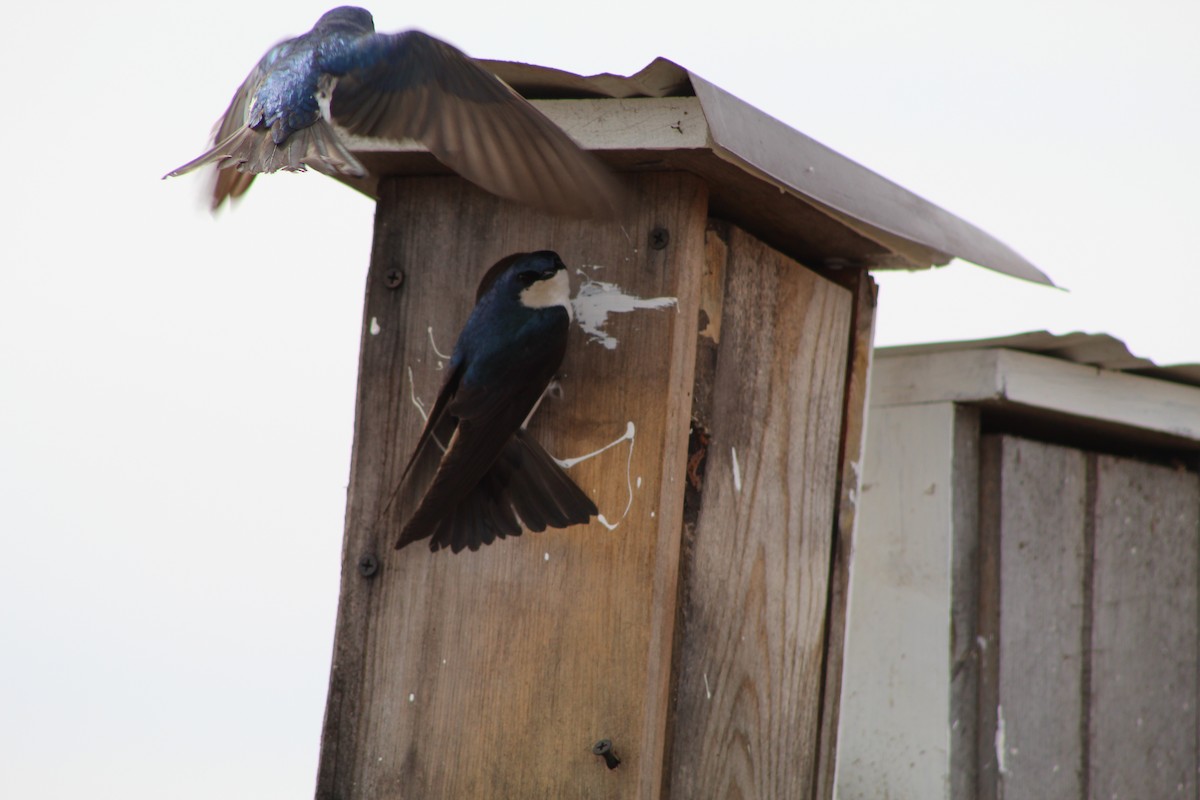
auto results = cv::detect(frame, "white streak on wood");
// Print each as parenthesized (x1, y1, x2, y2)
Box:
(555, 421, 635, 469)
(703, 672, 712, 700)
(427, 326, 450, 360)
(995, 704, 1008, 775)
(730, 447, 742, 493)
(407, 366, 428, 422)
(369, 317, 381, 335)
(405, 366, 446, 454)
(552, 422, 638, 529)
(571, 267, 677, 350)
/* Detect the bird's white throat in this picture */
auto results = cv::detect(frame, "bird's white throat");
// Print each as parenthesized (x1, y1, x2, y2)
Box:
(316, 75, 339, 121)
(520, 270, 573, 320)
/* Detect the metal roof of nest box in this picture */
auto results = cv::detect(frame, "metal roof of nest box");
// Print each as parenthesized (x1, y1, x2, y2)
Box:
(337, 57, 1053, 286)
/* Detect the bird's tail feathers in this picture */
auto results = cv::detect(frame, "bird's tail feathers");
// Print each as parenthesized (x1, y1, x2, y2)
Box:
(412, 432, 597, 554)
(163, 121, 367, 209)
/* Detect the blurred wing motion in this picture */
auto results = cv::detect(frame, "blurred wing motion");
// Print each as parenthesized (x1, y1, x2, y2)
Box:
(164, 9, 621, 216)
(331, 31, 621, 218)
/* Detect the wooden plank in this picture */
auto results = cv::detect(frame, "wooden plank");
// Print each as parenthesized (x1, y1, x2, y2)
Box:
(870, 350, 1006, 408)
(665, 224, 853, 798)
(346, 97, 711, 154)
(316, 172, 707, 799)
(814, 271, 877, 800)
(949, 406, 981, 800)
(872, 349, 1200, 447)
(1090, 455, 1200, 799)
(993, 435, 1089, 800)
(976, 435, 1002, 800)
(836, 402, 959, 799)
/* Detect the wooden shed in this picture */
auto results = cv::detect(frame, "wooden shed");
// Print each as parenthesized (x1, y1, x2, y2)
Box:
(836, 332, 1200, 800)
(315, 59, 1048, 799)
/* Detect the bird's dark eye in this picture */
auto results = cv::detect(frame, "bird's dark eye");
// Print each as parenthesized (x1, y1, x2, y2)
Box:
(517, 270, 540, 285)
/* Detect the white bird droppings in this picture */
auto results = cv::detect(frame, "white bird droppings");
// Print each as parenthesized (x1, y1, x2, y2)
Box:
(571, 267, 677, 349)
(426, 326, 450, 359)
(995, 704, 1007, 775)
(556, 422, 637, 529)
(731, 447, 742, 493)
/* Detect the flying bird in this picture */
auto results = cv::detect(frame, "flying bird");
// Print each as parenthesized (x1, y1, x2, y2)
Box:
(394, 250, 598, 553)
(164, 6, 621, 217)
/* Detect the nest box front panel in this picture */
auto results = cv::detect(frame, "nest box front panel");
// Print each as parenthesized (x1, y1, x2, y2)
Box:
(319, 172, 707, 799)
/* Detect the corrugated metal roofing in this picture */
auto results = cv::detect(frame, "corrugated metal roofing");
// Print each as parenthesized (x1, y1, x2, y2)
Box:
(344, 57, 1053, 286)
(879, 331, 1200, 389)
(486, 58, 1051, 285)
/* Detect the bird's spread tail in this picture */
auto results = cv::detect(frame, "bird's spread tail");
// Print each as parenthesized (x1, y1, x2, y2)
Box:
(396, 431, 598, 554)
(162, 120, 367, 209)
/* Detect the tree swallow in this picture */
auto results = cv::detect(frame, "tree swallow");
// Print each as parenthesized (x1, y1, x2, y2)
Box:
(394, 250, 598, 553)
(164, 7, 620, 217)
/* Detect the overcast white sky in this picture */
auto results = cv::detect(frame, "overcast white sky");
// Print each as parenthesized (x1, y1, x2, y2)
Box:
(2, 1, 1197, 797)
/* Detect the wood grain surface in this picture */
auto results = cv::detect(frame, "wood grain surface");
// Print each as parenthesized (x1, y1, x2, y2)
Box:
(665, 224, 853, 798)
(993, 435, 1089, 800)
(813, 271, 876, 800)
(977, 436, 1199, 800)
(317, 172, 707, 799)
(1090, 455, 1199, 800)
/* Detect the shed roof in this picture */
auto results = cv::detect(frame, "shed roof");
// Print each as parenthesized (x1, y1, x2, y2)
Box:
(880, 331, 1200, 389)
(872, 331, 1200, 450)
(340, 57, 1053, 286)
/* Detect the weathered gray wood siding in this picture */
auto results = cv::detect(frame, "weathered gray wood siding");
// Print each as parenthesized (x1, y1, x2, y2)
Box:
(977, 434, 1199, 800)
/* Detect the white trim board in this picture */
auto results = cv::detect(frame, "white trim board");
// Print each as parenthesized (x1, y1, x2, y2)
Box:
(871, 348, 1200, 445)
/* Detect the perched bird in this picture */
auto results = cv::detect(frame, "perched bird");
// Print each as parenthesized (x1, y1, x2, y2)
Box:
(394, 251, 598, 553)
(164, 6, 620, 217)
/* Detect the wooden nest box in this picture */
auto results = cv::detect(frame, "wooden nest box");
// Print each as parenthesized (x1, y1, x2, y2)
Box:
(316, 58, 1048, 799)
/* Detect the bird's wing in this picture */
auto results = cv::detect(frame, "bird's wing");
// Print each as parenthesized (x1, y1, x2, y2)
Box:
(164, 41, 365, 209)
(330, 30, 623, 218)
(396, 357, 465, 490)
(395, 322, 567, 549)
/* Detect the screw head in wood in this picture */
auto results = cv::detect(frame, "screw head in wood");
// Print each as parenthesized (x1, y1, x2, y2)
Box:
(592, 739, 620, 769)
(649, 227, 670, 250)
(384, 269, 405, 289)
(358, 552, 380, 578)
